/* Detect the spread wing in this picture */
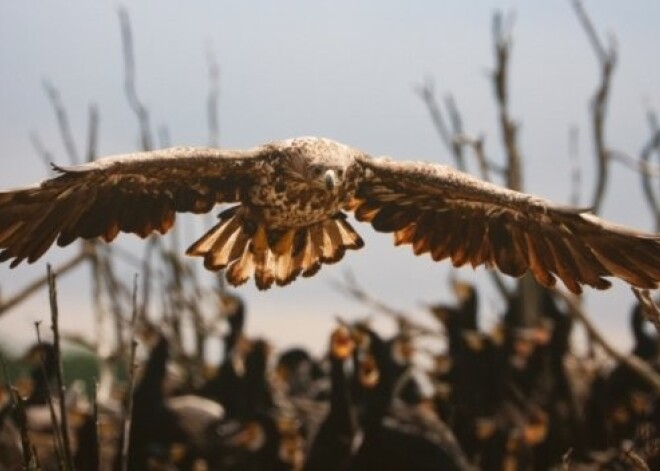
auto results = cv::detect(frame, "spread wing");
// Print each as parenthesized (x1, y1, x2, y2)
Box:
(0, 146, 271, 267)
(353, 156, 660, 294)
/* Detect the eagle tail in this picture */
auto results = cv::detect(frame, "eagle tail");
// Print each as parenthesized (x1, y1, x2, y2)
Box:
(186, 209, 364, 290)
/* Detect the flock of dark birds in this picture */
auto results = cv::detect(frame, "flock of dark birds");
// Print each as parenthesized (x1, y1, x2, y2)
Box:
(0, 282, 659, 470)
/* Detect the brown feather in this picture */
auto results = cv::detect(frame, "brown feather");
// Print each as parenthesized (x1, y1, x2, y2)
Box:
(354, 201, 381, 223)
(590, 241, 657, 288)
(226, 245, 255, 287)
(334, 216, 364, 249)
(252, 225, 275, 290)
(321, 219, 345, 264)
(187, 207, 240, 257)
(489, 218, 527, 278)
(523, 232, 557, 289)
(273, 229, 296, 286)
(412, 212, 435, 255)
(302, 228, 322, 277)
(559, 237, 611, 289)
(371, 204, 417, 232)
(202, 221, 243, 269)
(458, 216, 488, 268)
(545, 238, 583, 294)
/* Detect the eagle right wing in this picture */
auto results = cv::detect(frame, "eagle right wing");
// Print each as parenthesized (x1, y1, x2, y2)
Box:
(353, 155, 660, 294)
(0, 146, 272, 267)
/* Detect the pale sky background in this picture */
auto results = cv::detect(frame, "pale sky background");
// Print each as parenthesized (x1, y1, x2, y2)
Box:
(1, 1, 659, 358)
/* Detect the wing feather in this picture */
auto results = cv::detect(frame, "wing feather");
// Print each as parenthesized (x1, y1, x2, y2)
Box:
(0, 146, 269, 266)
(354, 156, 660, 292)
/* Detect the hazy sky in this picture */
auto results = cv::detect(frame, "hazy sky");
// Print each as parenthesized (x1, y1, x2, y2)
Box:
(1, 1, 659, 356)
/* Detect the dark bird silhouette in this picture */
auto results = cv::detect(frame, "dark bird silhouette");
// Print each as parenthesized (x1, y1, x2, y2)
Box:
(124, 334, 191, 469)
(304, 325, 358, 471)
(276, 347, 325, 402)
(631, 303, 659, 362)
(349, 326, 472, 471)
(198, 292, 246, 412)
(1, 137, 659, 292)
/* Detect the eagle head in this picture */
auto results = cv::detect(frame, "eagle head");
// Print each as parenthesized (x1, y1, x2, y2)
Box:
(279, 137, 358, 193)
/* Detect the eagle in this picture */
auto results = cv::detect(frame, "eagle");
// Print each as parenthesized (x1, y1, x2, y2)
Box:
(0, 137, 659, 293)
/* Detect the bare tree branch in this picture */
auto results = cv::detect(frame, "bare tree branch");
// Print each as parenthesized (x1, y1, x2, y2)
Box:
(118, 7, 152, 151)
(571, 0, 617, 214)
(121, 275, 140, 471)
(0, 250, 90, 318)
(415, 80, 457, 165)
(43, 81, 80, 165)
(640, 126, 660, 230)
(47, 265, 74, 469)
(608, 148, 660, 178)
(29, 131, 56, 174)
(34, 321, 65, 468)
(560, 291, 660, 394)
(492, 10, 523, 192)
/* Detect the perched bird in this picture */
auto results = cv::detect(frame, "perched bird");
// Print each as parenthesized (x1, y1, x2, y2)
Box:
(304, 325, 359, 471)
(1, 137, 659, 292)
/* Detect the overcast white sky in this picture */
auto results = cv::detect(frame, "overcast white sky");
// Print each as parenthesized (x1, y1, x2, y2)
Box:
(1, 1, 659, 357)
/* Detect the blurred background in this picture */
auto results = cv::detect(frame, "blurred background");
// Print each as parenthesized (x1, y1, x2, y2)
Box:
(1, 0, 659, 355)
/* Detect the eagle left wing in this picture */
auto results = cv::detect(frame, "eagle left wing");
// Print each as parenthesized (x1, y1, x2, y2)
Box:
(352, 156, 660, 294)
(0, 146, 271, 267)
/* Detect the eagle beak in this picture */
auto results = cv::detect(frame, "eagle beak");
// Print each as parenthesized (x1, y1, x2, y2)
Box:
(324, 169, 337, 191)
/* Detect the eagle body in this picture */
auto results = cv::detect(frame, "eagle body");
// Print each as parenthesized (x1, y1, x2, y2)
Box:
(241, 138, 363, 228)
(1, 136, 659, 292)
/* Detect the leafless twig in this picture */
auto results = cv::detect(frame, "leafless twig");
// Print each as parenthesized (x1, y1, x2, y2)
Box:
(118, 7, 152, 151)
(560, 291, 660, 394)
(415, 79, 459, 167)
(571, 0, 617, 214)
(34, 321, 65, 468)
(121, 275, 140, 471)
(492, 10, 523, 191)
(43, 81, 80, 165)
(47, 265, 74, 469)
(29, 131, 56, 174)
(0, 249, 90, 318)
(608, 149, 660, 178)
(639, 125, 660, 230)
(453, 134, 501, 182)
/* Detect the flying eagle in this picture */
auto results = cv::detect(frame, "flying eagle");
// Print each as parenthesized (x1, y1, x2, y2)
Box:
(1, 137, 659, 293)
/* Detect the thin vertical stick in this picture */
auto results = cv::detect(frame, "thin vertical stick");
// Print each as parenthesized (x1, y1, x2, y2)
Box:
(121, 275, 140, 471)
(118, 7, 152, 151)
(34, 321, 65, 469)
(47, 265, 74, 470)
(43, 81, 80, 165)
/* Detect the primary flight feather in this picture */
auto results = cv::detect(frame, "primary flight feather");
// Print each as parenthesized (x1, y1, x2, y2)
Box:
(1, 137, 659, 293)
